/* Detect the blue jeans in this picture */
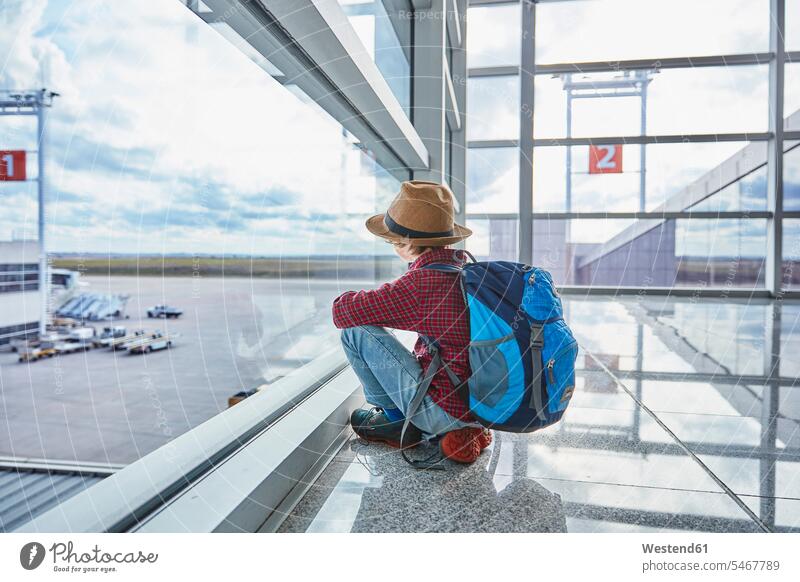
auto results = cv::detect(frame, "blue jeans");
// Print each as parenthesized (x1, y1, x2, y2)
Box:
(340, 325, 476, 437)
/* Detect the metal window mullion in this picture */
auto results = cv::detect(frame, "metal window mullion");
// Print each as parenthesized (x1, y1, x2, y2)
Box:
(469, 51, 782, 79)
(468, 0, 518, 7)
(412, 0, 448, 183)
(518, 0, 535, 264)
(469, 212, 773, 220)
(766, 0, 786, 296)
(451, 0, 468, 230)
(535, 52, 774, 75)
(468, 65, 520, 77)
(531, 133, 772, 146)
(469, 139, 519, 148)
(470, 133, 772, 149)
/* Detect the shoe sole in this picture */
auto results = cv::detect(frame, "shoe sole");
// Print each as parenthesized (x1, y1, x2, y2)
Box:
(353, 431, 421, 450)
(440, 428, 481, 463)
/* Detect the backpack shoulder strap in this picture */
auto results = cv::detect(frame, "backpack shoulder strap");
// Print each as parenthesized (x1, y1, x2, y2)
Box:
(400, 345, 446, 470)
(400, 337, 465, 470)
(421, 263, 463, 273)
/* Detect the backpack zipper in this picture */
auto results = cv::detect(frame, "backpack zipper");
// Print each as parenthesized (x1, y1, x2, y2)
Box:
(545, 340, 579, 386)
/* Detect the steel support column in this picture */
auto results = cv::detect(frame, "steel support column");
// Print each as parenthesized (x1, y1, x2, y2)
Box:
(36, 93, 49, 337)
(450, 0, 468, 230)
(766, 0, 786, 296)
(412, 0, 448, 183)
(518, 0, 535, 265)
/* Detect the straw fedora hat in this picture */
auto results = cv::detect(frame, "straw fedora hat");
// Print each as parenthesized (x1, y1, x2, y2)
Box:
(365, 180, 472, 246)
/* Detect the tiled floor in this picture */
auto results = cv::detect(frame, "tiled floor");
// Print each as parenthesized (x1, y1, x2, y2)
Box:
(278, 296, 800, 533)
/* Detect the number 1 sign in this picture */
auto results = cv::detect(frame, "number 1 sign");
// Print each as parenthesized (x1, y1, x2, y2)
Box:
(0, 150, 26, 181)
(588, 145, 622, 174)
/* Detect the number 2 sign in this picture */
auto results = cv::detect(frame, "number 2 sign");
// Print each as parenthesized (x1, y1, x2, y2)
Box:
(588, 145, 622, 174)
(0, 150, 26, 181)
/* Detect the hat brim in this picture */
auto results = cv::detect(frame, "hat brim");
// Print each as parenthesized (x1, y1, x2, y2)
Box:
(365, 213, 472, 246)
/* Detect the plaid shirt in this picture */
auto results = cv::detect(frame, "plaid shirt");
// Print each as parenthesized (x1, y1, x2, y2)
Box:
(332, 248, 471, 420)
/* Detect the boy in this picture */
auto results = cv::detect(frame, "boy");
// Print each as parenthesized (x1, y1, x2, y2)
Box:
(331, 180, 491, 464)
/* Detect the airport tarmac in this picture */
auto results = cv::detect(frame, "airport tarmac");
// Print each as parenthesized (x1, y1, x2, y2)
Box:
(0, 275, 365, 465)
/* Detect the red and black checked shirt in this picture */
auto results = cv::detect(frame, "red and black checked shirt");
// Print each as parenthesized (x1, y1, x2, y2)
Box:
(332, 248, 472, 420)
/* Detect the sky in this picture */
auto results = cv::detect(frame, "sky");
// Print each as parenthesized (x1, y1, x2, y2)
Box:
(0, 0, 797, 259)
(0, 0, 397, 256)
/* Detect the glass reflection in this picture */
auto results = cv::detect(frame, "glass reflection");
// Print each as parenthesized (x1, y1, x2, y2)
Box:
(339, 0, 412, 115)
(467, 147, 519, 213)
(536, 0, 769, 63)
(467, 75, 520, 140)
(466, 4, 520, 68)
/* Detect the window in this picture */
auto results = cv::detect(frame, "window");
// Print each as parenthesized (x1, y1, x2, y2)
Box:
(783, 220, 800, 289)
(788, 0, 800, 51)
(535, 0, 769, 63)
(339, 0, 412, 115)
(786, 142, 800, 211)
(467, 75, 519, 140)
(466, 4, 520, 68)
(0, 0, 406, 467)
(786, 64, 800, 132)
(467, 147, 518, 213)
(529, 217, 767, 288)
(532, 142, 767, 212)
(533, 67, 769, 139)
(465, 0, 789, 293)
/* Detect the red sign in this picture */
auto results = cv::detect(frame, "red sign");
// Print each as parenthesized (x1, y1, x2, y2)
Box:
(0, 150, 26, 181)
(588, 145, 622, 174)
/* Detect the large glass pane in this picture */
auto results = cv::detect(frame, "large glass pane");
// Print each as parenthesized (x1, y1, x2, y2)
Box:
(506, 219, 767, 287)
(339, 0, 412, 114)
(532, 142, 766, 212)
(465, 218, 518, 261)
(467, 75, 520, 140)
(466, 4, 520, 68)
(788, 0, 800, 51)
(786, 63, 800, 131)
(536, 0, 769, 64)
(785, 142, 800, 211)
(0, 1, 403, 465)
(467, 147, 518, 212)
(534, 66, 769, 139)
(783, 219, 800, 289)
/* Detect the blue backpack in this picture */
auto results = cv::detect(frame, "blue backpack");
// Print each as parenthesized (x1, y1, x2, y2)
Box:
(402, 258, 579, 468)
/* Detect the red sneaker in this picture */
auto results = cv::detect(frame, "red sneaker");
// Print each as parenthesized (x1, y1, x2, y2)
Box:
(440, 428, 482, 464)
(476, 428, 493, 450)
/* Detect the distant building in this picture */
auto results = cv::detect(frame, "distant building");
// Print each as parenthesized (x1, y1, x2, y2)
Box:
(0, 241, 40, 346)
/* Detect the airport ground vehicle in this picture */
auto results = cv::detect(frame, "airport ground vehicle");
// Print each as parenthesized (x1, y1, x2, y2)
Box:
(57, 292, 130, 321)
(146, 305, 183, 319)
(68, 327, 96, 342)
(54, 340, 93, 355)
(18, 342, 57, 362)
(10, 329, 71, 352)
(92, 326, 127, 348)
(108, 330, 147, 351)
(128, 332, 175, 354)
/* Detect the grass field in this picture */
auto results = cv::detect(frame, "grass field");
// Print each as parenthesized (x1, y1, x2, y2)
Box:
(52, 255, 400, 279)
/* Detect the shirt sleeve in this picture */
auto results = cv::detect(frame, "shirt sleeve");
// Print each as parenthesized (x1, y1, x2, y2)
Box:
(331, 272, 420, 331)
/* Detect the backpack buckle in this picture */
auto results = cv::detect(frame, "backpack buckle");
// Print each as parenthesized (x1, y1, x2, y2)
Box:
(420, 335, 440, 355)
(530, 323, 544, 349)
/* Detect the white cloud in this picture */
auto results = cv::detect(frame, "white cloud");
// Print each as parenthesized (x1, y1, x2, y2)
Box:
(0, 0, 396, 255)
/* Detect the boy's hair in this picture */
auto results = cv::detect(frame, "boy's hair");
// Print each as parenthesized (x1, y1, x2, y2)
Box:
(410, 245, 435, 255)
